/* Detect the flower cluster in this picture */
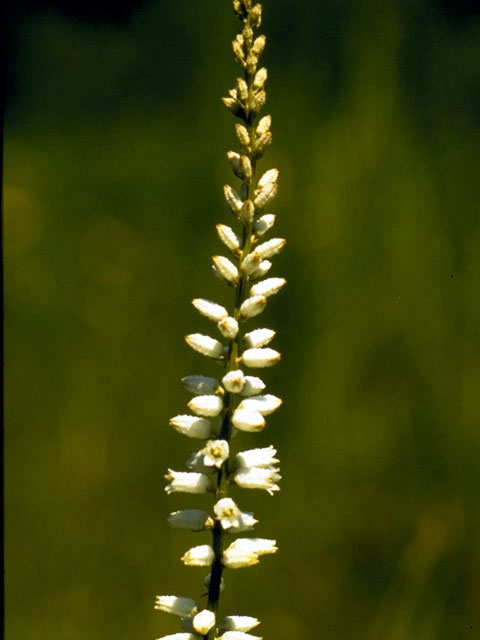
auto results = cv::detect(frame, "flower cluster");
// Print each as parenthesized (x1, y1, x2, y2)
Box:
(155, 1, 284, 638)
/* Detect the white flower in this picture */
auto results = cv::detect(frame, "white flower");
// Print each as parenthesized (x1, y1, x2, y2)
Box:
(212, 255, 239, 285)
(165, 470, 212, 495)
(239, 376, 266, 397)
(233, 467, 281, 495)
(185, 333, 224, 358)
(235, 446, 279, 469)
(243, 328, 275, 349)
(167, 509, 213, 531)
(238, 394, 282, 416)
(216, 223, 241, 253)
(214, 497, 241, 529)
(255, 238, 286, 260)
(192, 299, 228, 322)
(188, 395, 224, 417)
(218, 316, 239, 339)
(250, 277, 286, 298)
(253, 213, 275, 236)
(181, 544, 215, 567)
(241, 347, 281, 368)
(181, 375, 221, 395)
(232, 408, 265, 432)
(223, 538, 277, 569)
(219, 616, 260, 633)
(193, 609, 216, 634)
(154, 595, 197, 617)
(169, 415, 212, 439)
(239, 296, 267, 319)
(201, 439, 229, 468)
(222, 369, 245, 393)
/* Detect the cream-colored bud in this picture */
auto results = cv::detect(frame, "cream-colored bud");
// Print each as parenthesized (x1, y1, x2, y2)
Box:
(254, 181, 277, 211)
(232, 408, 265, 432)
(235, 123, 251, 149)
(248, 259, 272, 280)
(241, 347, 281, 368)
(236, 77, 249, 103)
(241, 251, 261, 275)
(217, 316, 239, 339)
(212, 255, 239, 285)
(222, 369, 245, 394)
(244, 328, 276, 348)
(246, 53, 258, 75)
(192, 298, 229, 322)
(240, 155, 252, 181)
(219, 615, 261, 633)
(255, 237, 286, 260)
(181, 544, 215, 567)
(252, 34, 266, 57)
(250, 277, 286, 298)
(239, 295, 267, 319)
(224, 184, 243, 213)
(182, 375, 222, 395)
(253, 67, 268, 90)
(254, 131, 272, 157)
(257, 168, 279, 190)
(252, 90, 266, 113)
(188, 395, 224, 418)
(239, 375, 266, 396)
(193, 609, 216, 635)
(250, 3, 262, 28)
(232, 39, 245, 65)
(238, 394, 282, 416)
(167, 509, 213, 531)
(238, 199, 255, 225)
(253, 213, 275, 236)
(256, 114, 271, 136)
(169, 415, 212, 439)
(242, 24, 253, 47)
(216, 224, 241, 254)
(221, 97, 245, 119)
(185, 333, 224, 359)
(154, 595, 197, 617)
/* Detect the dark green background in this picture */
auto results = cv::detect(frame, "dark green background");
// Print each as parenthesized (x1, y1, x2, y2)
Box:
(5, 1, 480, 638)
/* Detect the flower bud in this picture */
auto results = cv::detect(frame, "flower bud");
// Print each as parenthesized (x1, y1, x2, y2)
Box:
(253, 131, 272, 158)
(241, 347, 281, 368)
(252, 34, 266, 57)
(235, 445, 279, 469)
(181, 544, 215, 567)
(232, 39, 245, 65)
(218, 316, 239, 339)
(248, 259, 272, 280)
(188, 395, 224, 417)
(233, 467, 281, 494)
(167, 510, 213, 531)
(192, 298, 228, 322)
(181, 375, 222, 395)
(238, 199, 255, 225)
(243, 328, 275, 348)
(219, 616, 260, 633)
(193, 610, 216, 635)
(255, 237, 286, 260)
(224, 184, 244, 213)
(239, 375, 266, 396)
(256, 114, 271, 136)
(253, 67, 267, 90)
(169, 415, 212, 439)
(239, 295, 267, 319)
(235, 123, 251, 149)
(238, 394, 282, 416)
(186, 333, 224, 359)
(222, 369, 245, 393)
(212, 255, 239, 285)
(154, 595, 197, 617)
(232, 408, 265, 432)
(250, 277, 286, 298)
(236, 77, 249, 103)
(165, 470, 212, 494)
(216, 223, 241, 254)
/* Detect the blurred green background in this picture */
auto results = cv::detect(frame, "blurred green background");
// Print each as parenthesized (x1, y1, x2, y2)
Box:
(4, 0, 480, 638)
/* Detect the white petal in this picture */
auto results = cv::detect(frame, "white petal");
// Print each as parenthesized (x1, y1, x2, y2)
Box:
(239, 376, 266, 397)
(232, 408, 265, 432)
(167, 510, 213, 531)
(169, 415, 212, 439)
(241, 347, 281, 368)
(222, 369, 245, 394)
(201, 440, 229, 468)
(250, 277, 286, 298)
(181, 375, 221, 395)
(181, 544, 215, 566)
(243, 328, 275, 349)
(239, 296, 267, 319)
(238, 394, 282, 416)
(188, 395, 224, 417)
(192, 299, 228, 322)
(186, 333, 224, 359)
(193, 609, 216, 634)
(154, 595, 197, 617)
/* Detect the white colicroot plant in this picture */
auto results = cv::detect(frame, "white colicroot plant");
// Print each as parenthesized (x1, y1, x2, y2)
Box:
(155, 1, 285, 639)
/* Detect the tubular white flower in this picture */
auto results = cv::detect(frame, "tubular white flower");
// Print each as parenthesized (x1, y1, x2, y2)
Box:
(248, 259, 272, 280)
(250, 277, 286, 298)
(241, 347, 281, 368)
(169, 415, 212, 439)
(167, 509, 213, 531)
(218, 316, 239, 339)
(212, 255, 240, 285)
(216, 223, 241, 254)
(192, 299, 228, 322)
(185, 333, 224, 359)
(235, 446, 279, 469)
(224, 184, 244, 212)
(253, 213, 275, 237)
(165, 470, 212, 495)
(239, 295, 267, 319)
(220, 616, 260, 632)
(233, 467, 281, 494)
(181, 375, 221, 395)
(201, 439, 230, 468)
(232, 408, 266, 432)
(222, 369, 245, 393)
(154, 595, 198, 617)
(223, 538, 277, 569)
(255, 237, 286, 260)
(193, 609, 216, 634)
(181, 544, 215, 567)
(218, 632, 262, 640)
(188, 395, 224, 418)
(238, 394, 282, 416)
(239, 375, 266, 396)
(243, 328, 275, 349)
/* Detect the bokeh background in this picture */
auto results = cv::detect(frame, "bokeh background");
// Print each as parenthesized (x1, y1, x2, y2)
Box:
(5, 0, 480, 638)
